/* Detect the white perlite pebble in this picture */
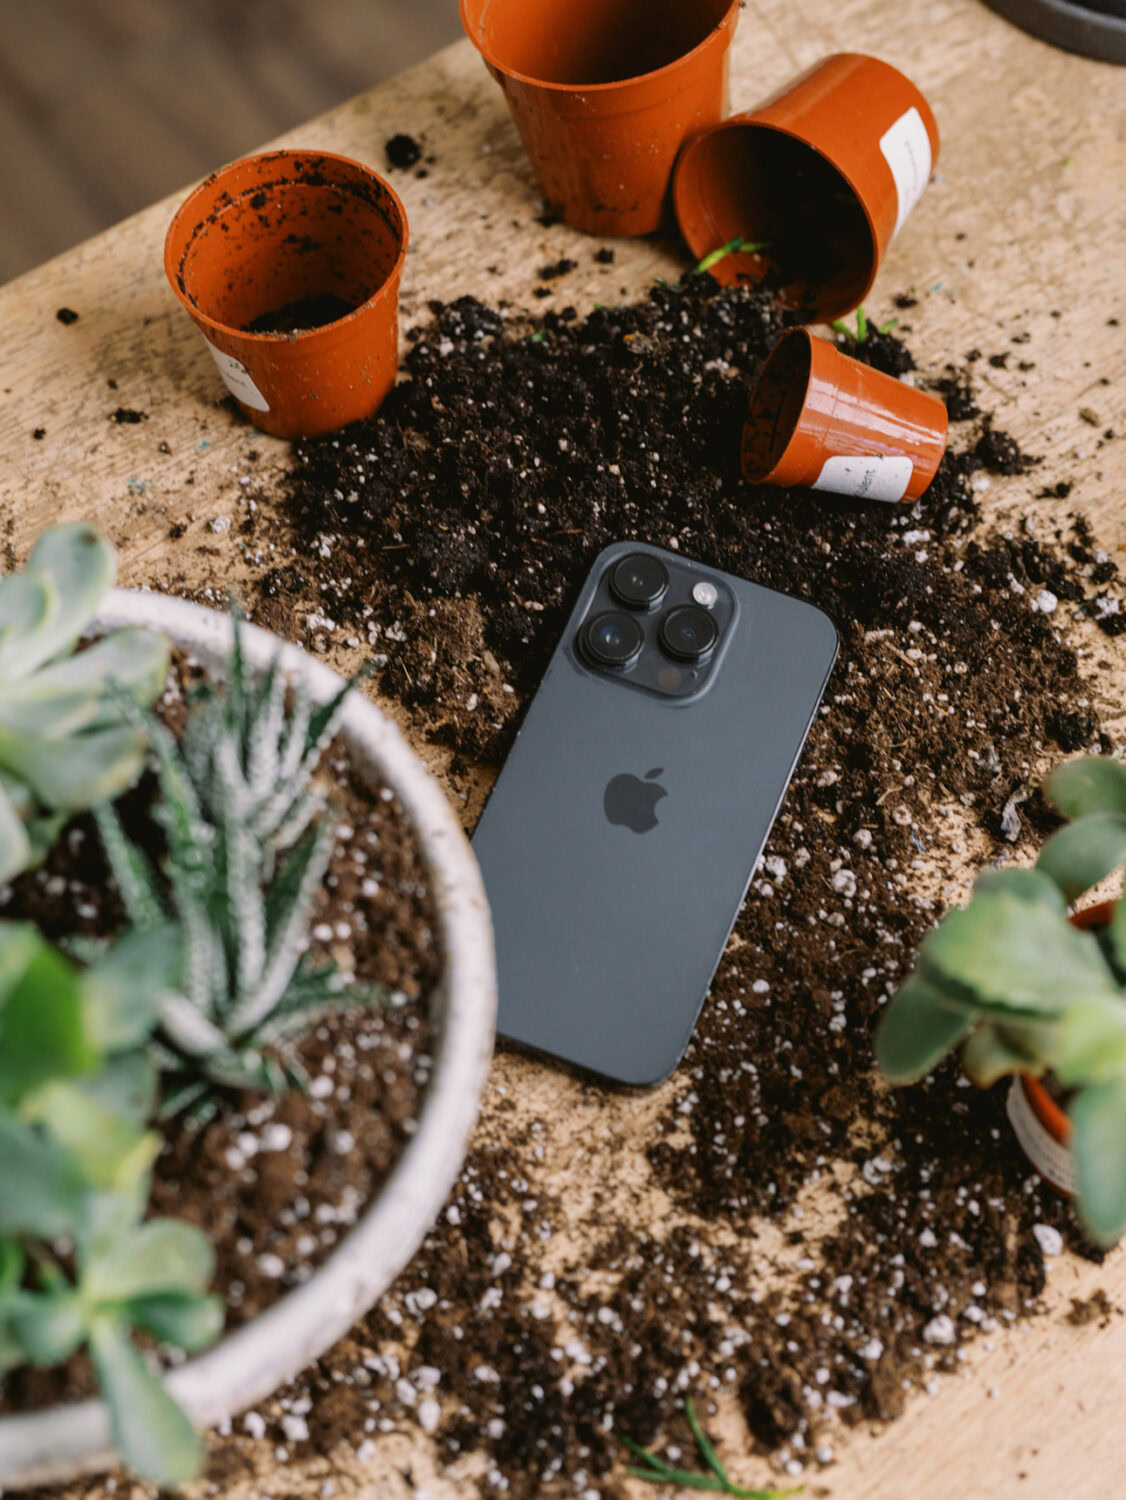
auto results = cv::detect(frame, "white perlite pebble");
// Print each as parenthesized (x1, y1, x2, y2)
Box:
(923, 1315, 957, 1346)
(1033, 1223, 1064, 1257)
(1032, 589, 1058, 614)
(858, 1338, 883, 1361)
(418, 1398, 441, 1433)
(831, 869, 857, 898)
(243, 1411, 266, 1440)
(209, 514, 232, 534)
(282, 1414, 309, 1443)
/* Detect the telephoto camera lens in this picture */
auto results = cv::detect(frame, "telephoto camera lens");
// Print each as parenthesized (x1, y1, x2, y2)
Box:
(582, 611, 645, 668)
(659, 605, 719, 663)
(610, 552, 669, 609)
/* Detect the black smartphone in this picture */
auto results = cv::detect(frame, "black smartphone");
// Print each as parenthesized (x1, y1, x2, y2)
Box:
(472, 541, 838, 1086)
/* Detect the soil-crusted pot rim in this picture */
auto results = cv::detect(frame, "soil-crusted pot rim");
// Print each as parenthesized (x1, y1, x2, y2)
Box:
(163, 149, 409, 347)
(0, 589, 496, 1489)
(458, 0, 741, 99)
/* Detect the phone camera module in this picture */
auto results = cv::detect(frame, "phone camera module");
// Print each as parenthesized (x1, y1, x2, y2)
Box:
(659, 605, 719, 663)
(582, 611, 645, 668)
(610, 553, 669, 609)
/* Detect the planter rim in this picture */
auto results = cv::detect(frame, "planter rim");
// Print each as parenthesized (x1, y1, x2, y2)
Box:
(459, 0, 741, 98)
(163, 148, 409, 348)
(0, 589, 496, 1489)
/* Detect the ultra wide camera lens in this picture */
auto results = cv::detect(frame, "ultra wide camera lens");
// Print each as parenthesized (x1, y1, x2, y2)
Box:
(610, 552, 669, 609)
(658, 605, 719, 663)
(582, 611, 644, 668)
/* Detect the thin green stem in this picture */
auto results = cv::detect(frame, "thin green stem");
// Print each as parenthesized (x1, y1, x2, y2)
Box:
(694, 238, 770, 275)
(623, 1398, 801, 1499)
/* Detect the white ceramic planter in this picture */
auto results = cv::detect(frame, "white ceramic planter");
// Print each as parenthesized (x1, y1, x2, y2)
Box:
(0, 590, 497, 1488)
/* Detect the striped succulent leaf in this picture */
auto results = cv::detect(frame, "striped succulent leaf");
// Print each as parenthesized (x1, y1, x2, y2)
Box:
(96, 605, 382, 1109)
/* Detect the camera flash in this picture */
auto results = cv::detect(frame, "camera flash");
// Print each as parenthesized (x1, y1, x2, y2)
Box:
(692, 580, 718, 608)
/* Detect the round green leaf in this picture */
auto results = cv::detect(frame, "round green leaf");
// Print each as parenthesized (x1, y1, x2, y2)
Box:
(1045, 756, 1126, 819)
(1071, 1079, 1126, 1246)
(876, 976, 973, 1084)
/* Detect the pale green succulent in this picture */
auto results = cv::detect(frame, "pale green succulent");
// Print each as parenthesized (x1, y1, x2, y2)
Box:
(0, 522, 169, 882)
(0, 921, 221, 1487)
(96, 609, 379, 1116)
(877, 755, 1126, 1246)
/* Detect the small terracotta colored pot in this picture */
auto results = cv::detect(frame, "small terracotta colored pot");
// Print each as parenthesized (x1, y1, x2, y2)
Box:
(460, 0, 740, 237)
(741, 328, 948, 503)
(1007, 900, 1117, 1198)
(673, 53, 940, 321)
(164, 151, 408, 440)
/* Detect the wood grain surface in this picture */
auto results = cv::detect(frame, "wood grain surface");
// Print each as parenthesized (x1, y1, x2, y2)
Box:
(0, 0, 1124, 1494)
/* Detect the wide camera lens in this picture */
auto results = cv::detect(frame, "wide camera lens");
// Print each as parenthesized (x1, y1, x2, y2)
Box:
(659, 605, 719, 663)
(610, 553, 669, 609)
(582, 611, 644, 668)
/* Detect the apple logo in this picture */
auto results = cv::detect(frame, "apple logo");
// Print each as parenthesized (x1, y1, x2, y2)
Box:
(604, 767, 667, 834)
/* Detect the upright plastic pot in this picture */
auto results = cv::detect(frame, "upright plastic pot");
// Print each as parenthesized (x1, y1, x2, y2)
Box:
(165, 151, 408, 440)
(460, 0, 741, 236)
(0, 592, 496, 1489)
(1006, 900, 1117, 1198)
(673, 53, 940, 321)
(741, 328, 948, 504)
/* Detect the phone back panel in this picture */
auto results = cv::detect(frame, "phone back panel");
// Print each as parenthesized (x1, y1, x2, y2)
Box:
(472, 541, 838, 1086)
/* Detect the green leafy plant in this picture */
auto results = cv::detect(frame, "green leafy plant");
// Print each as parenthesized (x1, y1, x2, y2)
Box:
(829, 306, 898, 345)
(877, 754, 1126, 1245)
(0, 522, 169, 882)
(625, 1397, 799, 1498)
(694, 237, 771, 275)
(0, 922, 221, 1486)
(96, 610, 379, 1115)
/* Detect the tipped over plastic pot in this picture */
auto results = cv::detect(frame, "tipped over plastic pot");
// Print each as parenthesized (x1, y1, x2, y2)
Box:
(460, 0, 740, 236)
(742, 328, 948, 503)
(674, 53, 940, 321)
(165, 150, 408, 440)
(1006, 900, 1118, 1199)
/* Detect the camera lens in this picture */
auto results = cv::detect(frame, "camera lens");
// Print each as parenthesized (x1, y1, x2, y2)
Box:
(582, 611, 644, 668)
(610, 553, 669, 609)
(659, 605, 719, 663)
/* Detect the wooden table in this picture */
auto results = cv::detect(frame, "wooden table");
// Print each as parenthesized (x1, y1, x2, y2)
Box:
(1, 1, 1124, 1495)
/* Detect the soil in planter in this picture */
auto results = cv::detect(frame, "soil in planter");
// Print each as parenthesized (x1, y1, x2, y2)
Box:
(244, 292, 361, 334)
(0, 651, 437, 1417)
(169, 272, 1126, 1495)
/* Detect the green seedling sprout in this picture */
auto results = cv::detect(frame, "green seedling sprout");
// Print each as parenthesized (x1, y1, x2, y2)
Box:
(624, 1396, 800, 1498)
(694, 238, 771, 276)
(830, 306, 898, 345)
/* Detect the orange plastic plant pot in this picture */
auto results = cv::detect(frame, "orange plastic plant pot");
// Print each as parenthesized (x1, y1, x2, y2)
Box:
(460, 0, 741, 237)
(164, 150, 409, 440)
(673, 53, 940, 322)
(741, 328, 948, 503)
(1008, 899, 1119, 1199)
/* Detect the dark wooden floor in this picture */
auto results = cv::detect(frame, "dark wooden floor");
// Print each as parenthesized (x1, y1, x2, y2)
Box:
(0, 0, 461, 284)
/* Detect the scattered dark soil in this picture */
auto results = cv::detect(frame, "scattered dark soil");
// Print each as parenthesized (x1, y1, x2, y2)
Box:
(244, 293, 360, 334)
(0, 652, 437, 1417)
(384, 133, 422, 170)
(538, 258, 578, 281)
(1066, 1289, 1117, 1327)
(110, 406, 146, 424)
(188, 270, 1126, 1494)
(55, 307, 79, 325)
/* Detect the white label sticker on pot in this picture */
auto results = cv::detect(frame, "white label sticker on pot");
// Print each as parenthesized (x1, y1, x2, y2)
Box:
(204, 339, 270, 411)
(880, 106, 932, 241)
(812, 454, 913, 503)
(1006, 1078, 1077, 1195)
